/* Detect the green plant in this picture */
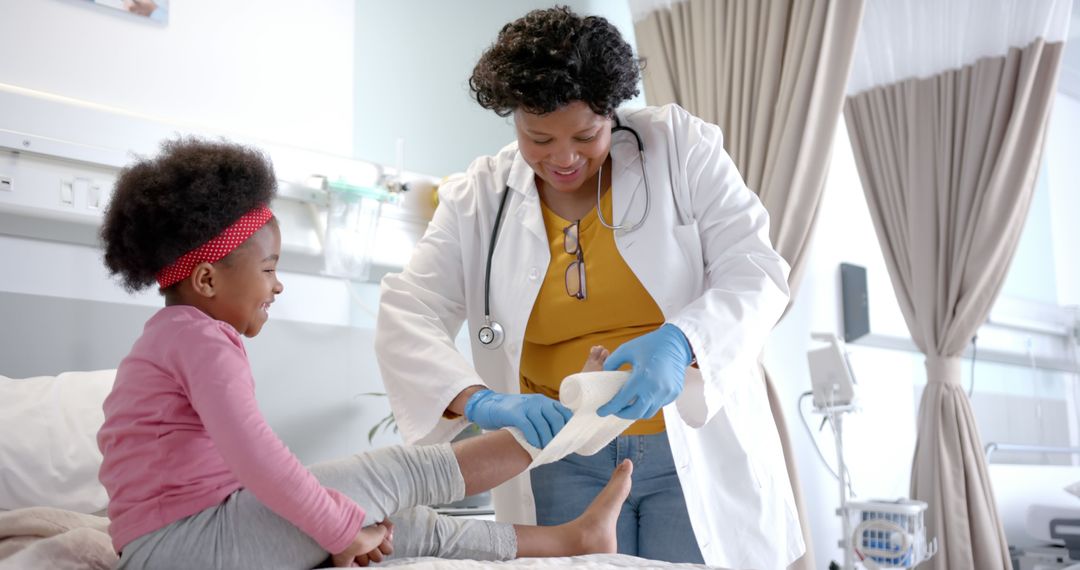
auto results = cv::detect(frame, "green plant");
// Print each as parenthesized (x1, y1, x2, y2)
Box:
(360, 392, 398, 444)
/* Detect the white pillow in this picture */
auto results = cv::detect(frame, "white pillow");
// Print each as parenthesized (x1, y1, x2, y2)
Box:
(0, 370, 116, 513)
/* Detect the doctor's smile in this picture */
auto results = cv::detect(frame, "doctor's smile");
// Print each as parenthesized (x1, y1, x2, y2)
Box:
(515, 102, 612, 195)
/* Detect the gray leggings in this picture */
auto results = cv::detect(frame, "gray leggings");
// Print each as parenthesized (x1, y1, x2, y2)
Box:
(116, 444, 517, 569)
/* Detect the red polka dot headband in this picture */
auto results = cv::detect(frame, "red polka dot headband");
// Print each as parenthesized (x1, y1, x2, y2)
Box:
(156, 205, 274, 289)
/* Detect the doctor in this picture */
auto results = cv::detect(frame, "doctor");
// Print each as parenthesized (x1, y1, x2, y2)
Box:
(375, 6, 803, 569)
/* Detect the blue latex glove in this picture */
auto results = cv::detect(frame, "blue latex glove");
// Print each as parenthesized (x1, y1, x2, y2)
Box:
(464, 390, 573, 449)
(597, 323, 694, 420)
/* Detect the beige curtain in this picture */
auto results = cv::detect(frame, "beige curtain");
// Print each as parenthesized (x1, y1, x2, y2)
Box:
(844, 39, 1065, 569)
(635, 1, 864, 568)
(636, 0, 863, 289)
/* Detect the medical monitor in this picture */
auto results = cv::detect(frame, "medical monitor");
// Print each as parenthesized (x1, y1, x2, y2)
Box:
(807, 333, 858, 410)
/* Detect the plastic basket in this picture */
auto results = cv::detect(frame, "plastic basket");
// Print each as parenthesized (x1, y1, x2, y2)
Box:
(846, 499, 936, 569)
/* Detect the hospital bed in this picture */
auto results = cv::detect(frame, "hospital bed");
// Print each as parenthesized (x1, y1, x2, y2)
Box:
(0, 370, 712, 570)
(988, 443, 1080, 570)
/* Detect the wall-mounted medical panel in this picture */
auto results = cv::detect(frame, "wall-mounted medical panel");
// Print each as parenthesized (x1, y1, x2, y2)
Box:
(0, 84, 437, 280)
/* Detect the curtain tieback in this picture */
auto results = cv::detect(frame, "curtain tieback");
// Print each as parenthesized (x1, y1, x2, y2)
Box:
(925, 355, 963, 386)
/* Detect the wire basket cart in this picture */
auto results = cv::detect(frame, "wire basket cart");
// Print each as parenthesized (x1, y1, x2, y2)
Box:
(845, 499, 937, 569)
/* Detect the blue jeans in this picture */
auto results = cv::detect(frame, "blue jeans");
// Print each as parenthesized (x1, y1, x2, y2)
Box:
(530, 432, 704, 564)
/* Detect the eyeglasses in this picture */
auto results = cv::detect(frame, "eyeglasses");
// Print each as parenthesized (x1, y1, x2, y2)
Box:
(563, 220, 586, 300)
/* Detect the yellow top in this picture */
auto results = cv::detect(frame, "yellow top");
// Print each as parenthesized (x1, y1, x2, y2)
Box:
(519, 188, 666, 436)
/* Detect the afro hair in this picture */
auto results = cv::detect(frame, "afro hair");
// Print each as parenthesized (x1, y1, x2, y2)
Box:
(100, 137, 277, 292)
(469, 5, 642, 118)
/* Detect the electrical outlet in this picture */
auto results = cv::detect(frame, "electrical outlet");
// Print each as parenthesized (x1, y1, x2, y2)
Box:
(87, 180, 103, 210)
(60, 178, 74, 206)
(0, 175, 11, 192)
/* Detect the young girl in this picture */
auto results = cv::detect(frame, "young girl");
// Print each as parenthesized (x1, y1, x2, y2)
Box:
(96, 138, 632, 569)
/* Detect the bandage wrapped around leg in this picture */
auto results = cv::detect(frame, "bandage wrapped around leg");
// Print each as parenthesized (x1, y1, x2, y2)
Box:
(505, 371, 635, 468)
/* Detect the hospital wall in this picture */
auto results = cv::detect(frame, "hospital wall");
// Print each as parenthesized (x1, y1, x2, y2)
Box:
(0, 0, 355, 155)
(0, 0, 403, 461)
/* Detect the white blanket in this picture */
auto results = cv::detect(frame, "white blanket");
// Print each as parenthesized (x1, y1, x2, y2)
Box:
(507, 371, 635, 468)
(0, 507, 116, 570)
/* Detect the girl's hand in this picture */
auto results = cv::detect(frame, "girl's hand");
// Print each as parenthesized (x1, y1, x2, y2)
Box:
(352, 520, 395, 566)
(331, 520, 391, 567)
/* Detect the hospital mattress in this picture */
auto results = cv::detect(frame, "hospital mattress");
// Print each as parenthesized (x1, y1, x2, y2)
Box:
(1028, 503, 1080, 542)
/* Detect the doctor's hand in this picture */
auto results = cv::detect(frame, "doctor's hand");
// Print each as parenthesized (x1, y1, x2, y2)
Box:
(464, 390, 572, 449)
(598, 324, 694, 420)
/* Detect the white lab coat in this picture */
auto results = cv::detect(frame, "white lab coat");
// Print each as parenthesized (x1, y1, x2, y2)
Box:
(375, 104, 804, 569)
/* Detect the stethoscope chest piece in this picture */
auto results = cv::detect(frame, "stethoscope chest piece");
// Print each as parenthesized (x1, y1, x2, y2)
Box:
(477, 319, 504, 348)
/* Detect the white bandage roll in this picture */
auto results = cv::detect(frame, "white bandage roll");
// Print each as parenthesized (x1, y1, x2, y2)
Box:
(506, 370, 635, 468)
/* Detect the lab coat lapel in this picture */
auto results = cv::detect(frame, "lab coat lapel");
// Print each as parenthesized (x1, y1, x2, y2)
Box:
(506, 152, 547, 243)
(608, 122, 695, 318)
(489, 152, 548, 370)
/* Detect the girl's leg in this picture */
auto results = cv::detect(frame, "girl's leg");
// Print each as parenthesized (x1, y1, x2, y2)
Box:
(453, 429, 531, 496)
(310, 444, 469, 521)
(308, 429, 530, 521)
(383, 459, 632, 561)
(115, 489, 333, 570)
(118, 447, 630, 568)
(311, 431, 632, 559)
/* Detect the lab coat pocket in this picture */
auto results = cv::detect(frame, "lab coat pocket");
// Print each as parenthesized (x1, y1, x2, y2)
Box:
(671, 221, 704, 298)
(719, 376, 766, 490)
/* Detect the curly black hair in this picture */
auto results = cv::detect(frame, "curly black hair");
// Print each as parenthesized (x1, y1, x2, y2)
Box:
(469, 6, 641, 117)
(100, 137, 277, 292)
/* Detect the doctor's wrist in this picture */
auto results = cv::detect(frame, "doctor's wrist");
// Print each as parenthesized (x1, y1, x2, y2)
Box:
(445, 385, 487, 419)
(462, 388, 494, 423)
(661, 323, 695, 367)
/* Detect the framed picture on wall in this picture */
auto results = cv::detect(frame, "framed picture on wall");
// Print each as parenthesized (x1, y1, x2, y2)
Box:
(86, 0, 169, 23)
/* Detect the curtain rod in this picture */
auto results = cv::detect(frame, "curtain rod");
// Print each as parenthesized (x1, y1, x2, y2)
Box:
(985, 442, 1080, 462)
(851, 333, 1079, 375)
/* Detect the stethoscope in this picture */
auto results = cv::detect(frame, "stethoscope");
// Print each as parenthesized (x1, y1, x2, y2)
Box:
(477, 118, 652, 349)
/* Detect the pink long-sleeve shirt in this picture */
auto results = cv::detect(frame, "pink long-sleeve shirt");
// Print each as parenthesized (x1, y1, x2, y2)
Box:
(97, 305, 364, 553)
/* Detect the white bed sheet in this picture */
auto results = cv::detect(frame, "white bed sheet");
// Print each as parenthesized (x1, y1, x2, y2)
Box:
(372, 553, 713, 569)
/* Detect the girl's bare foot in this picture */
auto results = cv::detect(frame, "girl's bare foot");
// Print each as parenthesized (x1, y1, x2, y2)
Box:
(564, 459, 633, 554)
(512, 460, 633, 557)
(582, 346, 609, 373)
